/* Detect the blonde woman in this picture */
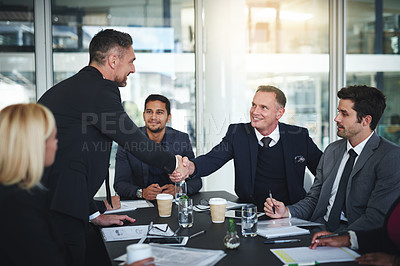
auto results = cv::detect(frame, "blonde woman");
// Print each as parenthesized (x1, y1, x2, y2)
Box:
(0, 103, 65, 265)
(0, 103, 155, 266)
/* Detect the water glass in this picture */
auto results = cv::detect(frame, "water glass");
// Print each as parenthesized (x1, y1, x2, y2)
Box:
(178, 198, 193, 228)
(175, 181, 187, 201)
(241, 204, 258, 237)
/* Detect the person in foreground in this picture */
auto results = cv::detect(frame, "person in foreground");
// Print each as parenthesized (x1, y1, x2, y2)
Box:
(184, 85, 322, 210)
(38, 29, 188, 265)
(0, 103, 66, 265)
(265, 85, 400, 233)
(114, 94, 202, 200)
(0, 103, 155, 266)
(310, 195, 400, 266)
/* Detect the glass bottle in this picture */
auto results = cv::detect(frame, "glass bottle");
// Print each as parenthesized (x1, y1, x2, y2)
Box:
(224, 218, 240, 249)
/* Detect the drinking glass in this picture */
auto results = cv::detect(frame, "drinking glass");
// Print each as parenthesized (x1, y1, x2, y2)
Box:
(174, 181, 187, 201)
(241, 204, 258, 237)
(178, 198, 193, 228)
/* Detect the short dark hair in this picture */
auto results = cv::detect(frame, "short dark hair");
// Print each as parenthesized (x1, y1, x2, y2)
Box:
(256, 85, 287, 108)
(144, 94, 171, 115)
(89, 29, 133, 65)
(337, 85, 386, 130)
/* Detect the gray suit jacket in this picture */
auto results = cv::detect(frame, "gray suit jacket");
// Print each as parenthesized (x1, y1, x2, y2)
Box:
(288, 132, 400, 232)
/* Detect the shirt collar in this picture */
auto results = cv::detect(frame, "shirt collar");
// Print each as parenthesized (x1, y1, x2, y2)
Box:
(346, 131, 374, 155)
(254, 124, 280, 147)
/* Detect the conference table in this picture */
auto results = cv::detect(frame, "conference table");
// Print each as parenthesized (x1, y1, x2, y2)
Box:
(102, 191, 358, 266)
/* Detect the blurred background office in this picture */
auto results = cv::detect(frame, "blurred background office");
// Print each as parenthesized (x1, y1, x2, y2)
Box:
(0, 0, 399, 196)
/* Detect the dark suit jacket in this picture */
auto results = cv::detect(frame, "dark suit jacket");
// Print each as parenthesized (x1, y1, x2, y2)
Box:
(192, 122, 322, 205)
(356, 195, 400, 255)
(0, 184, 67, 266)
(114, 126, 202, 199)
(38, 66, 176, 222)
(289, 132, 400, 232)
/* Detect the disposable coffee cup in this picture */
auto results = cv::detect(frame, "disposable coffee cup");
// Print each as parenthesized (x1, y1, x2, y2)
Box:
(209, 198, 227, 223)
(126, 244, 152, 264)
(156, 193, 173, 217)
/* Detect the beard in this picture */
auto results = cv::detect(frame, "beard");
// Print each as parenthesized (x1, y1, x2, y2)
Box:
(147, 125, 164, 133)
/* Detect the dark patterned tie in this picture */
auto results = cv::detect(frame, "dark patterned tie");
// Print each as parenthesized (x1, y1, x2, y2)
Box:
(261, 137, 272, 148)
(327, 149, 358, 231)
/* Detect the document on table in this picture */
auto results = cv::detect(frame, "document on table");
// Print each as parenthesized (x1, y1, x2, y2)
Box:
(257, 226, 310, 239)
(104, 200, 154, 214)
(258, 217, 322, 229)
(271, 246, 359, 264)
(114, 244, 226, 266)
(193, 201, 247, 212)
(101, 224, 173, 242)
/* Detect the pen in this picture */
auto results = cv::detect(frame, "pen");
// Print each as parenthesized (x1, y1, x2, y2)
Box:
(269, 189, 276, 214)
(283, 261, 319, 266)
(189, 230, 206, 239)
(264, 239, 301, 244)
(316, 231, 348, 240)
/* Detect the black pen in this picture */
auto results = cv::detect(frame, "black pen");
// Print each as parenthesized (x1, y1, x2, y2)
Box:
(269, 190, 276, 214)
(316, 231, 349, 240)
(189, 230, 206, 239)
(264, 239, 301, 244)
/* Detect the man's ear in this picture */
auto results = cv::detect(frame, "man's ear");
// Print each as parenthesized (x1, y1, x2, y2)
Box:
(276, 107, 285, 120)
(362, 115, 372, 127)
(167, 113, 171, 123)
(108, 54, 119, 69)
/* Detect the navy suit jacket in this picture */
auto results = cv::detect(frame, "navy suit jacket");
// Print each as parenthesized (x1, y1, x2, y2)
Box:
(114, 127, 202, 199)
(192, 122, 322, 205)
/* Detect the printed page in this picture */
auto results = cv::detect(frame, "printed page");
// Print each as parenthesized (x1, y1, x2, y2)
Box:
(101, 224, 173, 242)
(271, 246, 359, 264)
(104, 200, 154, 214)
(257, 226, 310, 238)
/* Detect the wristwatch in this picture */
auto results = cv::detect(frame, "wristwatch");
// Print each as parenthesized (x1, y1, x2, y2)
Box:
(136, 188, 143, 199)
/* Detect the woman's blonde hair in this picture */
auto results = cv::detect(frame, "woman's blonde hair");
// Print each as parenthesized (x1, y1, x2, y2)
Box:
(0, 103, 55, 189)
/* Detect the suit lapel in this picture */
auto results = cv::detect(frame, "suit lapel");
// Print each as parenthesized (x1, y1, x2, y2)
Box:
(279, 123, 292, 180)
(346, 132, 379, 195)
(246, 123, 259, 188)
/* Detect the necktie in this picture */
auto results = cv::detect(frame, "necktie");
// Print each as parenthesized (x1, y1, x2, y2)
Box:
(105, 163, 113, 209)
(261, 137, 272, 148)
(327, 149, 358, 231)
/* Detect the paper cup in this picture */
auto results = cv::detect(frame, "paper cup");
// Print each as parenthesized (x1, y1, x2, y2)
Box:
(156, 193, 173, 217)
(209, 198, 227, 223)
(126, 244, 152, 264)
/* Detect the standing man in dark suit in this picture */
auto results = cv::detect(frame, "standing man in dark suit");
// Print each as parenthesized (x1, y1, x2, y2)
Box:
(184, 85, 322, 210)
(265, 85, 400, 233)
(38, 29, 188, 266)
(114, 94, 202, 200)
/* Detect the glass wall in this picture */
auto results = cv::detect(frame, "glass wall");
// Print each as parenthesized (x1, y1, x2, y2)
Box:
(50, 0, 195, 196)
(346, 0, 400, 145)
(0, 0, 36, 110)
(200, 0, 329, 193)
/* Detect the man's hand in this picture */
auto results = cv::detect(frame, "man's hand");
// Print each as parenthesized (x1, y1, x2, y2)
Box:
(91, 214, 135, 226)
(169, 155, 189, 183)
(124, 257, 155, 266)
(309, 231, 350, 249)
(143, 184, 162, 200)
(160, 184, 175, 196)
(355, 252, 396, 266)
(104, 195, 121, 211)
(264, 197, 289, 218)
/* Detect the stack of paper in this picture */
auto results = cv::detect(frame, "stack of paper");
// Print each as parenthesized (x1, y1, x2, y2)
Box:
(114, 244, 226, 266)
(193, 201, 247, 212)
(257, 226, 310, 238)
(104, 200, 154, 214)
(271, 246, 359, 264)
(101, 224, 173, 242)
(258, 217, 322, 229)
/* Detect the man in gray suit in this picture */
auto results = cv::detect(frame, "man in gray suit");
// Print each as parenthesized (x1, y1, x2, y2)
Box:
(265, 85, 400, 232)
